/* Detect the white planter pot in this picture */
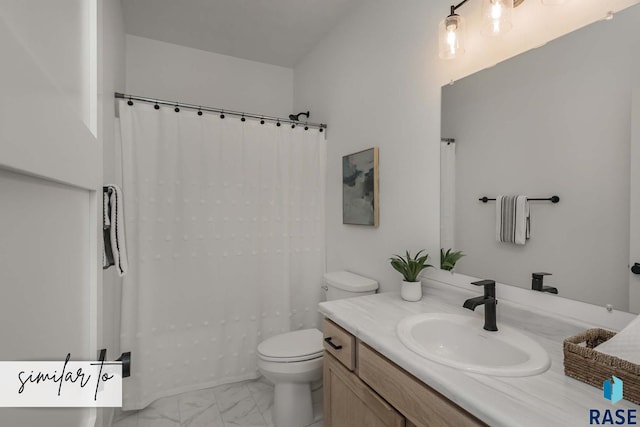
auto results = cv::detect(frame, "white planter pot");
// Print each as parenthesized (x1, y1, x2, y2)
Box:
(401, 280, 422, 302)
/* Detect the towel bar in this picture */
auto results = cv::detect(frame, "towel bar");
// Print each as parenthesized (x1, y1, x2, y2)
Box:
(97, 348, 131, 378)
(479, 196, 560, 203)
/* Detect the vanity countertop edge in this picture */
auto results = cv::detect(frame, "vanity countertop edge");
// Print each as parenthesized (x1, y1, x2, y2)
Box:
(318, 282, 640, 427)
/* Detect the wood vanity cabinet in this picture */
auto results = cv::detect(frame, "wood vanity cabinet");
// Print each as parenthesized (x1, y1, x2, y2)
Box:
(322, 319, 486, 427)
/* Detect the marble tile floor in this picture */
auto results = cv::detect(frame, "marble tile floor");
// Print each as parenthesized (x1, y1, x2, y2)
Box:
(113, 377, 323, 427)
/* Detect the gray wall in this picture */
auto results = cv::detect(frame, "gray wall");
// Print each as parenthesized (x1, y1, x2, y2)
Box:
(442, 5, 640, 310)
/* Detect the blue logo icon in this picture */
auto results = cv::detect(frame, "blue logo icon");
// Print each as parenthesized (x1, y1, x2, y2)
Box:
(589, 377, 635, 424)
(604, 376, 623, 404)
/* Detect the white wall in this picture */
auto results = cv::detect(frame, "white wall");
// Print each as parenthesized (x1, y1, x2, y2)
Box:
(293, 0, 640, 293)
(99, 2, 126, 426)
(294, 1, 446, 291)
(126, 35, 293, 118)
(100, 0, 125, 360)
(442, 6, 640, 311)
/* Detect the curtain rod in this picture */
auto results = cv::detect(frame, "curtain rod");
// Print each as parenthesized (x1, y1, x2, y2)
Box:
(115, 92, 327, 131)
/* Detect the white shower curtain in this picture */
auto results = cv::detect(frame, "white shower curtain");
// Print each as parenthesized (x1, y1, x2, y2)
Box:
(440, 141, 456, 250)
(117, 101, 326, 410)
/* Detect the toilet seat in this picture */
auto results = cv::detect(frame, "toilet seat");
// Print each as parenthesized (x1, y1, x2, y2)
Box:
(257, 328, 323, 363)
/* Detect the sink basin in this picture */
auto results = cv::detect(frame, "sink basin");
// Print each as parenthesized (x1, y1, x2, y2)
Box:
(396, 313, 550, 377)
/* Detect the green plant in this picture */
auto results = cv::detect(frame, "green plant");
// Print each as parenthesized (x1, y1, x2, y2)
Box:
(390, 250, 433, 282)
(440, 248, 465, 271)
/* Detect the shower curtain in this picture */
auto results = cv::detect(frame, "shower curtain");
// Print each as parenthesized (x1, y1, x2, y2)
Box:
(440, 141, 456, 250)
(117, 101, 326, 410)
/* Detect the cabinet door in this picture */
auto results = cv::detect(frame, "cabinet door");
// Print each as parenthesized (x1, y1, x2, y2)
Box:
(324, 352, 405, 427)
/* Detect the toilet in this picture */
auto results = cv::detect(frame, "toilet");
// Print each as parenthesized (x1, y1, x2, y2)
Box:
(257, 271, 378, 427)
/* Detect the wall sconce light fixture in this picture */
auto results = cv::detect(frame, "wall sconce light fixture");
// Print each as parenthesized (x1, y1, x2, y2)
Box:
(439, 0, 553, 59)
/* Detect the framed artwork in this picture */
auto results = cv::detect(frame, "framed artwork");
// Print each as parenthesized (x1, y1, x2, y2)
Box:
(342, 147, 379, 227)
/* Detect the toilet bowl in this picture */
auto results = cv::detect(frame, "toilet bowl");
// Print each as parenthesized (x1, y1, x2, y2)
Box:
(257, 271, 379, 427)
(258, 328, 323, 427)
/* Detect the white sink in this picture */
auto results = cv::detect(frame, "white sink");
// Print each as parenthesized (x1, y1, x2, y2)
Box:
(396, 313, 551, 377)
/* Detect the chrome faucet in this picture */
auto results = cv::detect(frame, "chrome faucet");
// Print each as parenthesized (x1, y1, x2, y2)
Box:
(463, 279, 498, 331)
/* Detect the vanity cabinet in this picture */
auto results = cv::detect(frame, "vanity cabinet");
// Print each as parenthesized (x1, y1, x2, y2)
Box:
(323, 319, 486, 427)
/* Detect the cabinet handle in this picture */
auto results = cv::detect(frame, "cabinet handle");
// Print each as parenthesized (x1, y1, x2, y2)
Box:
(324, 337, 343, 350)
(632, 263, 640, 275)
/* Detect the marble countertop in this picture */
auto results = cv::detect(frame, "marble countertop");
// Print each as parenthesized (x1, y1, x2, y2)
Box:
(318, 282, 639, 427)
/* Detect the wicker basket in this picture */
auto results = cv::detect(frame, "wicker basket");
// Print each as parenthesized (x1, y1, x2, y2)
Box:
(563, 328, 640, 405)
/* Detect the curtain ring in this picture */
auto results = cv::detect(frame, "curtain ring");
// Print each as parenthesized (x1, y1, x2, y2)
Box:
(197, 107, 203, 116)
(127, 97, 133, 106)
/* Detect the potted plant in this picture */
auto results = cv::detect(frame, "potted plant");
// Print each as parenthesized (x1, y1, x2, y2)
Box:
(440, 248, 465, 273)
(390, 250, 433, 301)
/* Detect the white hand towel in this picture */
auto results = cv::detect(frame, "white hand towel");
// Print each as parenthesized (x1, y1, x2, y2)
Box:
(102, 190, 111, 268)
(496, 195, 530, 245)
(106, 184, 129, 277)
(596, 314, 640, 364)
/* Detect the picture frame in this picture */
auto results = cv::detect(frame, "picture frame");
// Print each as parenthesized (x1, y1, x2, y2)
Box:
(342, 147, 379, 227)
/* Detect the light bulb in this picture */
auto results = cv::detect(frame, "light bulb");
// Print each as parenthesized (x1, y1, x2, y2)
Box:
(447, 31, 456, 53)
(491, 2, 503, 20)
(446, 23, 458, 54)
(482, 0, 513, 36)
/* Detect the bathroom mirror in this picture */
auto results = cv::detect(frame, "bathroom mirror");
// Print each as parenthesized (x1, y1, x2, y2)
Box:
(440, 4, 640, 313)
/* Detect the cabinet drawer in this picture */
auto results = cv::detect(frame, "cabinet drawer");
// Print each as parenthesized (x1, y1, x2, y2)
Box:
(323, 318, 356, 371)
(358, 342, 486, 427)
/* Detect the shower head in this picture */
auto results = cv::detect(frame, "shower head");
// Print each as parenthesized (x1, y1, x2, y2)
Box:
(288, 111, 310, 122)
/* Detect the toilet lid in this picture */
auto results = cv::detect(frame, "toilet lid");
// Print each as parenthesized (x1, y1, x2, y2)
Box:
(258, 328, 323, 361)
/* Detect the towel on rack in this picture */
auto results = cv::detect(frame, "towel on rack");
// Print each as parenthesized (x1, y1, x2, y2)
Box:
(495, 195, 530, 245)
(102, 191, 114, 268)
(102, 184, 128, 276)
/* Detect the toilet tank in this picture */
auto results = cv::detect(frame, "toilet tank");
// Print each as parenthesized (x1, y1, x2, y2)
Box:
(323, 271, 378, 301)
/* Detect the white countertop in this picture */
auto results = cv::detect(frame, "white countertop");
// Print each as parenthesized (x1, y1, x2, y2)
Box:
(318, 282, 640, 427)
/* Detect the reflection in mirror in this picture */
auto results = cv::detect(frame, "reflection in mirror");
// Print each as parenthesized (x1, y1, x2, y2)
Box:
(441, 4, 640, 314)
